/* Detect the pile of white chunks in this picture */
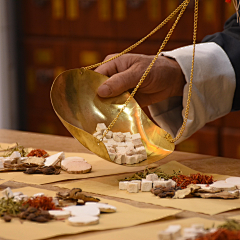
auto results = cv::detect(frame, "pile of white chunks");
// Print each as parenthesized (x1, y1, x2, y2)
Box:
(158, 223, 216, 240)
(119, 173, 177, 193)
(93, 123, 147, 165)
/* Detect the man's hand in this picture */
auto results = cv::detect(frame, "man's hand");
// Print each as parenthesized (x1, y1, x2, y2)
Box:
(95, 53, 185, 108)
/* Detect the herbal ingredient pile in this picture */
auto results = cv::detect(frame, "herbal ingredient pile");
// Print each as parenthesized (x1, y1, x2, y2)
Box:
(93, 123, 147, 165)
(0, 187, 116, 226)
(0, 144, 92, 174)
(119, 168, 240, 199)
(158, 220, 240, 240)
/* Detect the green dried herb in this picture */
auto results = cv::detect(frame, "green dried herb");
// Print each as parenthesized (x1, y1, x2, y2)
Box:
(218, 219, 240, 231)
(119, 166, 181, 181)
(0, 143, 28, 157)
(0, 197, 23, 216)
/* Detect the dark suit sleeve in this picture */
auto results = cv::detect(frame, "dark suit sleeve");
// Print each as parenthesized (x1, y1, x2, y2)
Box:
(202, 11, 240, 111)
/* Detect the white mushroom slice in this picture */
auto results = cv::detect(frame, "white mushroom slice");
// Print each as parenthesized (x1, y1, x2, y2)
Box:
(1, 187, 13, 198)
(210, 180, 237, 191)
(63, 205, 100, 217)
(44, 152, 65, 166)
(67, 215, 99, 226)
(13, 192, 23, 197)
(61, 157, 92, 174)
(226, 177, 240, 189)
(85, 202, 117, 213)
(48, 210, 71, 219)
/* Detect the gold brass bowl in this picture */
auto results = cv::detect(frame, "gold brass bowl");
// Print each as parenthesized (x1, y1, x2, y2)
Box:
(50, 68, 174, 166)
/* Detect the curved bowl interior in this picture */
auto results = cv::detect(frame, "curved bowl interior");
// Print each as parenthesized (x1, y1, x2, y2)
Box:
(50, 68, 174, 166)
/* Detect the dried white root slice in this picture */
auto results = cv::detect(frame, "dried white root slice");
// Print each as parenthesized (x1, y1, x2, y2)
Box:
(22, 157, 45, 166)
(63, 205, 100, 217)
(67, 215, 99, 226)
(210, 180, 237, 191)
(44, 152, 65, 166)
(48, 210, 71, 219)
(85, 202, 117, 213)
(61, 157, 92, 174)
(33, 193, 45, 197)
(226, 177, 240, 189)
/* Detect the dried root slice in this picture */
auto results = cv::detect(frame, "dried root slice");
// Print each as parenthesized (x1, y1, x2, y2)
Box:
(61, 157, 92, 174)
(85, 202, 117, 213)
(226, 177, 240, 189)
(210, 181, 237, 191)
(48, 210, 71, 220)
(44, 152, 65, 167)
(63, 205, 100, 217)
(22, 157, 45, 166)
(67, 215, 99, 226)
(194, 190, 239, 199)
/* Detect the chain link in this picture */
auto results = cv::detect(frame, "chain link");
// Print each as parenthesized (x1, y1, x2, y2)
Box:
(90, 0, 198, 143)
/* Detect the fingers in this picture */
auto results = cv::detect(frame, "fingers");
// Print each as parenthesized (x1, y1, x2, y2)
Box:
(95, 54, 120, 77)
(97, 68, 138, 98)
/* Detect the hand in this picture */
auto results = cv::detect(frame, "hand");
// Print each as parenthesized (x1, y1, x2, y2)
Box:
(95, 53, 186, 108)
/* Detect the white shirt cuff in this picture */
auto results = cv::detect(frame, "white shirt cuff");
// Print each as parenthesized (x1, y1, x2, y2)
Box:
(148, 42, 236, 144)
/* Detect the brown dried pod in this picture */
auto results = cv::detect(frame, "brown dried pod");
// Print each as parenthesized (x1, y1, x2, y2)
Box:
(26, 213, 36, 221)
(34, 216, 49, 223)
(69, 188, 83, 199)
(3, 215, 11, 222)
(27, 207, 38, 213)
(18, 211, 29, 219)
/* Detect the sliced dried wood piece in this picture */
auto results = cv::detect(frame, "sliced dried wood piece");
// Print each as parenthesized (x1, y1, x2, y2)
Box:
(194, 191, 239, 199)
(67, 215, 99, 226)
(85, 202, 117, 213)
(61, 157, 92, 174)
(22, 157, 45, 166)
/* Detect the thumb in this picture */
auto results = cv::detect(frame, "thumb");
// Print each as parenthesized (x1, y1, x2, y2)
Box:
(97, 69, 138, 98)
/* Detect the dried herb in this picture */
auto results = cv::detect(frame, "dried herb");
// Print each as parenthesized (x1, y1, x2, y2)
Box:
(0, 143, 28, 157)
(56, 188, 100, 203)
(151, 186, 182, 198)
(18, 207, 54, 223)
(195, 228, 240, 240)
(24, 166, 61, 175)
(27, 149, 49, 158)
(119, 166, 181, 181)
(218, 219, 240, 231)
(172, 173, 214, 189)
(0, 197, 23, 216)
(23, 196, 58, 210)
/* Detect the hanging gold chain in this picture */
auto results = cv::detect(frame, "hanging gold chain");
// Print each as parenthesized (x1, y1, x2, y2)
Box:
(169, 0, 198, 143)
(86, 0, 198, 143)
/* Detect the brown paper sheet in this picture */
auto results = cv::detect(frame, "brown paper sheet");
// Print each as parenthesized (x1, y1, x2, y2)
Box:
(75, 217, 223, 240)
(0, 143, 149, 184)
(55, 161, 238, 215)
(0, 187, 181, 240)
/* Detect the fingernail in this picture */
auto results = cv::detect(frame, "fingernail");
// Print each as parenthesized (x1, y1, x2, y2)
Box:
(98, 84, 112, 97)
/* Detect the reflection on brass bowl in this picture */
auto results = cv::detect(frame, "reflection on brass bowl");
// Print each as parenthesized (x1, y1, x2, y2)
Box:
(50, 68, 174, 166)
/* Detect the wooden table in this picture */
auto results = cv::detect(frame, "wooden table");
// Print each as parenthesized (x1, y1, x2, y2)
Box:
(1, 129, 240, 240)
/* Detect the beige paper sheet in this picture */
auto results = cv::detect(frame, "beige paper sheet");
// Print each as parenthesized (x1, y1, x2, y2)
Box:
(0, 187, 181, 240)
(55, 161, 237, 215)
(0, 143, 149, 184)
(228, 215, 240, 220)
(75, 217, 223, 240)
